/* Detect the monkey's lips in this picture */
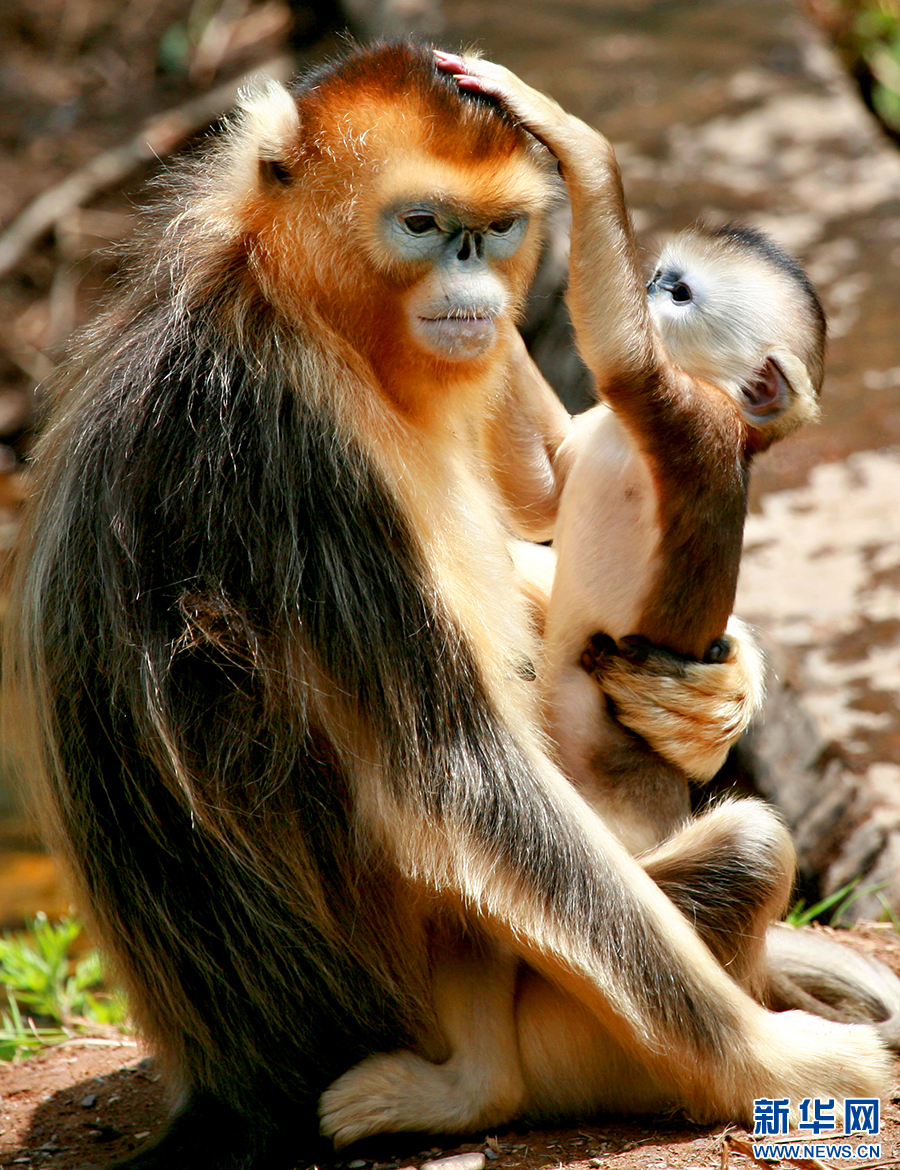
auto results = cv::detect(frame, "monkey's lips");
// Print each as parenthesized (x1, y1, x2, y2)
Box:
(415, 313, 496, 360)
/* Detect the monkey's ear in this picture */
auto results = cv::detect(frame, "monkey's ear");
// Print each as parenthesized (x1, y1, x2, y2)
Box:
(232, 77, 301, 189)
(742, 349, 820, 453)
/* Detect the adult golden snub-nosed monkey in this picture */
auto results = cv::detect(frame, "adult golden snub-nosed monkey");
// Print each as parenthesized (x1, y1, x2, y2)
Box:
(4, 42, 889, 1168)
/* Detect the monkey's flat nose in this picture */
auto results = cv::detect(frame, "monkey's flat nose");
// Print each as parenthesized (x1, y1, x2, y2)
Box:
(455, 231, 484, 262)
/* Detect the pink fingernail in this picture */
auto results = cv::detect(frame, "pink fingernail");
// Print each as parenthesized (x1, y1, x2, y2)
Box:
(433, 50, 467, 71)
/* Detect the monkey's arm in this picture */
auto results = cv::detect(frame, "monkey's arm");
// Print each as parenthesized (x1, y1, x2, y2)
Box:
(440, 55, 746, 664)
(485, 330, 574, 542)
(441, 56, 662, 394)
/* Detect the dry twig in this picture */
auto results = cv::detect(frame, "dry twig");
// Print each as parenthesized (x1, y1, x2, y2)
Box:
(0, 53, 294, 280)
(723, 1132, 835, 1170)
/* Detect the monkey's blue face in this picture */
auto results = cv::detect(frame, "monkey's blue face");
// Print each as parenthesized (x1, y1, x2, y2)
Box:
(380, 198, 531, 361)
(382, 198, 530, 264)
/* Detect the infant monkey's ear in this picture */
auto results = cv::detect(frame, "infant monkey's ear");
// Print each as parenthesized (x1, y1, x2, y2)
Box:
(742, 347, 820, 455)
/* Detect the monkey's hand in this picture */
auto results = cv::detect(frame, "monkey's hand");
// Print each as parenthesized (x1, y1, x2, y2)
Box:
(583, 617, 766, 782)
(435, 51, 660, 385)
(434, 51, 611, 177)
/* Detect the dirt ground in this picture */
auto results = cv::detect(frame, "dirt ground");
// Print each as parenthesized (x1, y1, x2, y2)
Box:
(0, 925, 896, 1170)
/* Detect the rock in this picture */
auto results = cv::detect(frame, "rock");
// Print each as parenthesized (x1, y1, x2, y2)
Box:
(421, 1154, 486, 1170)
(737, 453, 900, 917)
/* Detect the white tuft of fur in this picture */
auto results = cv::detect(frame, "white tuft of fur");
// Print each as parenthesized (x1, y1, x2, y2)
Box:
(234, 77, 301, 162)
(159, 74, 300, 259)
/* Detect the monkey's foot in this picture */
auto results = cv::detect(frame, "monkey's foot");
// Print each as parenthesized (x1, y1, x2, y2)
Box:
(642, 796, 794, 994)
(320, 1050, 517, 1147)
(725, 1012, 890, 1130)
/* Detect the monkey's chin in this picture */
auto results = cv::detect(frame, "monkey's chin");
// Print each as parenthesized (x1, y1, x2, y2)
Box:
(415, 315, 496, 362)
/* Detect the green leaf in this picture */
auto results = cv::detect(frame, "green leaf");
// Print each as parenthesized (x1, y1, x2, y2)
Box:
(0, 917, 128, 1060)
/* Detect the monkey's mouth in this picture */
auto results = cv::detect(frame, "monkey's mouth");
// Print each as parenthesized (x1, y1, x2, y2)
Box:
(416, 313, 496, 360)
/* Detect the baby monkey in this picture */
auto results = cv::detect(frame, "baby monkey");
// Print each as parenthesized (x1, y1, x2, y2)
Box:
(546, 220, 824, 853)
(445, 51, 823, 854)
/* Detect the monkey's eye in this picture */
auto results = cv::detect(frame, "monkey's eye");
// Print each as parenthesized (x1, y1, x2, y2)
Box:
(489, 216, 517, 234)
(670, 282, 693, 303)
(401, 213, 440, 235)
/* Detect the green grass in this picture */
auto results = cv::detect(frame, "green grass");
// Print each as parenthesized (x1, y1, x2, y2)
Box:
(0, 913, 127, 1062)
(785, 879, 891, 928)
(849, 0, 900, 131)
(815, 0, 900, 135)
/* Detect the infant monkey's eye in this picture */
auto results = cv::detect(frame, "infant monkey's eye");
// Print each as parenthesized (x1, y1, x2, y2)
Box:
(402, 214, 440, 235)
(670, 282, 693, 303)
(489, 216, 517, 234)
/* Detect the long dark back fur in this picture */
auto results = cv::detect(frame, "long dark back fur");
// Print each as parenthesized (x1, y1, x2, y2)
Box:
(10, 255, 450, 1152)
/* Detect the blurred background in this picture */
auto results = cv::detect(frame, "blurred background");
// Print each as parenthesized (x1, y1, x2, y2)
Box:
(0, 0, 898, 936)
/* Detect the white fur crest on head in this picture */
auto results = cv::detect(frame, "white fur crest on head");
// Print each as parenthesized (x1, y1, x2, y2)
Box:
(234, 76, 301, 162)
(172, 76, 301, 242)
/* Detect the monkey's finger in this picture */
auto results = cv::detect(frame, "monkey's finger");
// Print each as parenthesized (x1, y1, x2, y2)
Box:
(433, 50, 510, 84)
(433, 49, 468, 72)
(434, 52, 571, 152)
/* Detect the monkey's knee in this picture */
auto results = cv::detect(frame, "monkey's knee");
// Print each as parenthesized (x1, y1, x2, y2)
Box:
(642, 798, 795, 995)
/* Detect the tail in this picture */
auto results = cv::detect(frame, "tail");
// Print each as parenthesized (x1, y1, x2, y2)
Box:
(767, 923, 900, 1051)
(111, 1093, 317, 1170)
